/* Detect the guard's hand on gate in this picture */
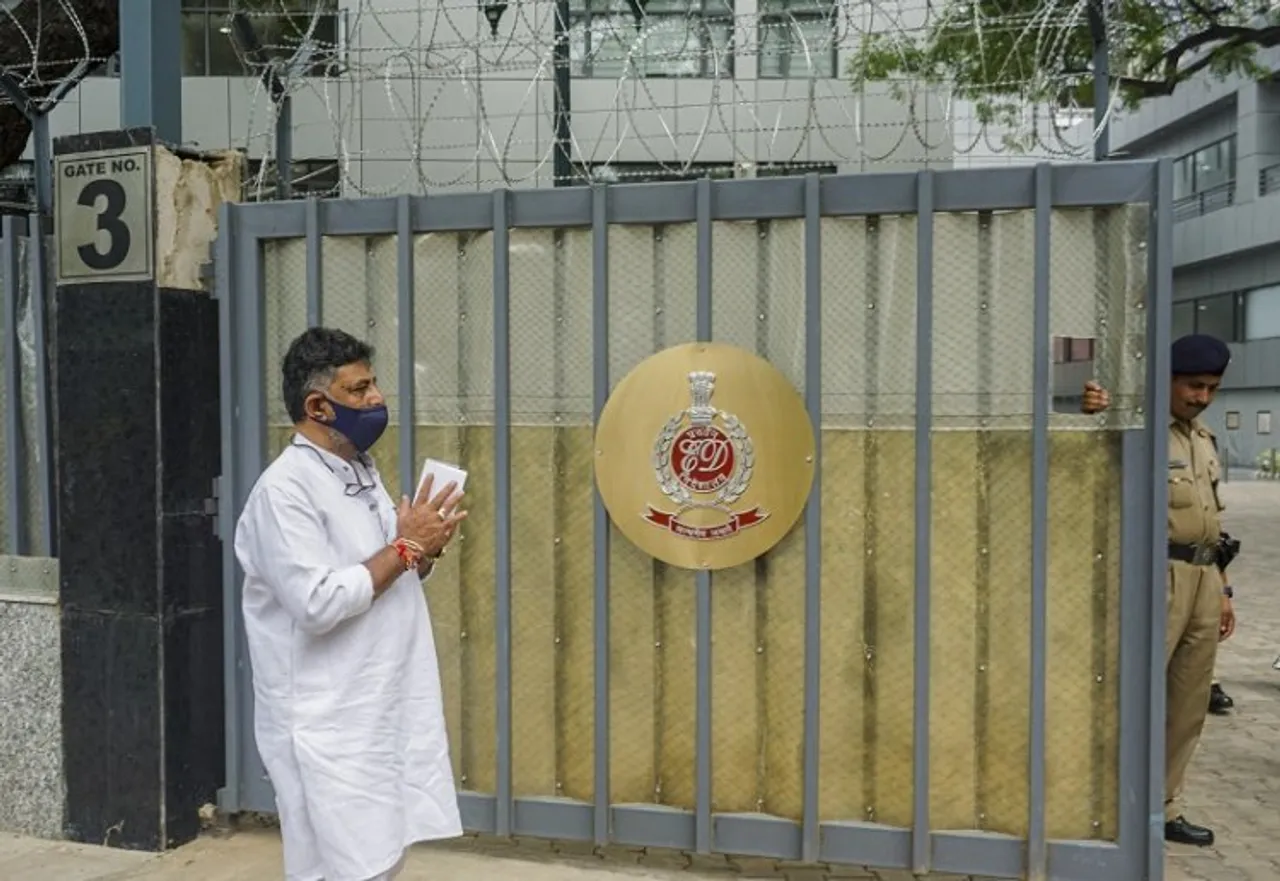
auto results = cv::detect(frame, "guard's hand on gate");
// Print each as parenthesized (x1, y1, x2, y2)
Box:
(397, 475, 467, 558)
(1081, 381, 1111, 415)
(1219, 596, 1236, 642)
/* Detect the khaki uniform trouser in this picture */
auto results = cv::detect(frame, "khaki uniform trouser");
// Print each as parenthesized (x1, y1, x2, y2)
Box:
(1164, 561, 1222, 820)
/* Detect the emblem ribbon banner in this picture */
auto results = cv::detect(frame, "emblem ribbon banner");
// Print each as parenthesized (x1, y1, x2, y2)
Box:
(643, 505, 769, 541)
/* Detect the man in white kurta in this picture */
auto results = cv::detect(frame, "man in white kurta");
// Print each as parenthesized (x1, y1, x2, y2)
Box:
(235, 327, 465, 881)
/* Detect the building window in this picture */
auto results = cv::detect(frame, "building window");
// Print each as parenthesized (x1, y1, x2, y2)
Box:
(0, 161, 33, 216)
(1258, 411, 1272, 435)
(1244, 284, 1280, 341)
(244, 158, 341, 200)
(1225, 411, 1240, 431)
(182, 0, 342, 77)
(758, 0, 838, 79)
(1172, 135, 1236, 221)
(1194, 292, 1242, 343)
(1052, 336, 1095, 364)
(1172, 300, 1195, 340)
(569, 0, 734, 78)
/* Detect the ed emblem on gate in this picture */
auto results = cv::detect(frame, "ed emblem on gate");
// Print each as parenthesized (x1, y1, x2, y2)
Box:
(594, 342, 815, 571)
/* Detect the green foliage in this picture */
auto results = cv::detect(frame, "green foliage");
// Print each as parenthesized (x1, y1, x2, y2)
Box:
(848, 0, 1280, 149)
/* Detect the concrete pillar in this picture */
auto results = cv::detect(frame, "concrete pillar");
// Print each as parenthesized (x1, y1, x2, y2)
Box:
(51, 128, 242, 849)
(1234, 81, 1280, 203)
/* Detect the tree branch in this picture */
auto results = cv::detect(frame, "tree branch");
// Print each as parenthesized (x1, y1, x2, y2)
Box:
(0, 0, 118, 170)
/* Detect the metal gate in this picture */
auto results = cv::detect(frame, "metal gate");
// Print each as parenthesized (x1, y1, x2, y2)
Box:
(217, 161, 1172, 881)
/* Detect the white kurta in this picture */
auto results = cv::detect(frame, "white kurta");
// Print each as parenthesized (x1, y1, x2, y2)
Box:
(234, 435, 462, 881)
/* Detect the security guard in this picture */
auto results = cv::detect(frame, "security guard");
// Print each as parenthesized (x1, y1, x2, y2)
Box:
(1082, 333, 1238, 848)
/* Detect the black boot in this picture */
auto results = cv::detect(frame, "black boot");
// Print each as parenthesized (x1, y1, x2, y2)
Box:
(1165, 815, 1214, 847)
(1208, 682, 1234, 716)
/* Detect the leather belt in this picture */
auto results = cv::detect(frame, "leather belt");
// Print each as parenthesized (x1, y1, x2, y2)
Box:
(1168, 541, 1218, 567)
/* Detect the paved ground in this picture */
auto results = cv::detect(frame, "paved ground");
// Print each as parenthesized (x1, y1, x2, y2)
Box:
(1161, 480, 1280, 881)
(3, 482, 1278, 880)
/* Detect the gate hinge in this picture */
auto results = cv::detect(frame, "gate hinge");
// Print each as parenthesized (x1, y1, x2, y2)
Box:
(206, 476, 223, 538)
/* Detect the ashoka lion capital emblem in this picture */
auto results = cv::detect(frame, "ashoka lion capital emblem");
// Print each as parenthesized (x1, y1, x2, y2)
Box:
(644, 371, 769, 540)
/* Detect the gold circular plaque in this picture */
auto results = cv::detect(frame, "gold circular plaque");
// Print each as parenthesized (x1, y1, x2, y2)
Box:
(594, 342, 816, 571)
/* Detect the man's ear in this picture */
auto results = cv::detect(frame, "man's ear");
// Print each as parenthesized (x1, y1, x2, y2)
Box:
(304, 392, 331, 423)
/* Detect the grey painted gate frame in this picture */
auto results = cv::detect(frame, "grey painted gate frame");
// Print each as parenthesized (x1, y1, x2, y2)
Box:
(216, 161, 1173, 881)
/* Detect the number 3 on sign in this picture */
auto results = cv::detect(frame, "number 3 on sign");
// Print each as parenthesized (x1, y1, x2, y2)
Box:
(54, 145, 155, 286)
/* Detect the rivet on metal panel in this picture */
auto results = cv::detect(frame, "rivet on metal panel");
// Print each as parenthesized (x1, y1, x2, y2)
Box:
(980, 302, 988, 311)
(554, 415, 562, 424)
(459, 248, 466, 257)
(8, 562, 14, 572)
(701, 561, 709, 568)
(758, 228, 767, 239)
(866, 302, 875, 311)
(655, 232, 664, 242)
(460, 415, 468, 424)
(805, 455, 812, 463)
(555, 237, 564, 249)
(1099, 318, 1108, 327)
(755, 645, 764, 655)
(755, 798, 765, 811)
(654, 307, 663, 315)
(866, 418, 875, 428)
(979, 418, 989, 428)
(1095, 675, 1104, 684)
(978, 664, 987, 673)
(460, 630, 469, 640)
(654, 780, 663, 795)
(1092, 820, 1102, 829)
(865, 806, 875, 817)
(1135, 351, 1144, 360)
(555, 635, 562, 645)
(554, 536, 562, 544)
(461, 774, 469, 785)
(1137, 241, 1146, 251)
(865, 548, 873, 557)
(979, 547, 988, 556)
(864, 648, 874, 661)
(757, 313, 765, 321)
(596, 449, 603, 456)
(1136, 301, 1146, 310)
(368, 319, 376, 328)
(43, 565, 50, 574)
(460, 312, 467, 322)
(654, 641, 662, 648)
(556, 780, 564, 791)
(1095, 552, 1104, 561)
(1136, 407, 1145, 416)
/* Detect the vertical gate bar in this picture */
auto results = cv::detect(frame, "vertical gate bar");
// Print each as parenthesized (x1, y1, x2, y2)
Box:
(591, 185, 612, 847)
(694, 176, 713, 856)
(1, 216, 25, 555)
(217, 203, 241, 811)
(1116, 426, 1149, 871)
(305, 199, 323, 327)
(910, 170, 934, 875)
(800, 174, 823, 864)
(1146, 159, 1173, 881)
(396, 196, 416, 498)
(237, 211, 269, 809)
(493, 190, 514, 838)
(1027, 163, 1052, 880)
(28, 211, 54, 555)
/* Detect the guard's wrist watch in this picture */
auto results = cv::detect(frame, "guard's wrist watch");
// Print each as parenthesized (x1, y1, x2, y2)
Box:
(1222, 585, 1234, 599)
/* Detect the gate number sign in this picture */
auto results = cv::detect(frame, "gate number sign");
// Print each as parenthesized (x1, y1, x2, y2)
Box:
(55, 146, 154, 285)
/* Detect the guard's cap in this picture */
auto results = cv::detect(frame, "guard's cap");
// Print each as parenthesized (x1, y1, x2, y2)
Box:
(1170, 333, 1230, 377)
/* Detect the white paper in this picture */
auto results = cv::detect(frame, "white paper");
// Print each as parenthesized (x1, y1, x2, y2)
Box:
(417, 457, 468, 502)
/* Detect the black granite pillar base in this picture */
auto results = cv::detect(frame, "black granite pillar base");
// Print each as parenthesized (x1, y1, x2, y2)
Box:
(55, 126, 224, 850)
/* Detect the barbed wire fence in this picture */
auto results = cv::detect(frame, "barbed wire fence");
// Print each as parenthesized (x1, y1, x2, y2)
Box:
(226, 0, 1112, 200)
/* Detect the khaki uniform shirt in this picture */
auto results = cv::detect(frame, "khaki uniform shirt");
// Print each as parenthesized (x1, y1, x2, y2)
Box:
(1167, 417, 1224, 546)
